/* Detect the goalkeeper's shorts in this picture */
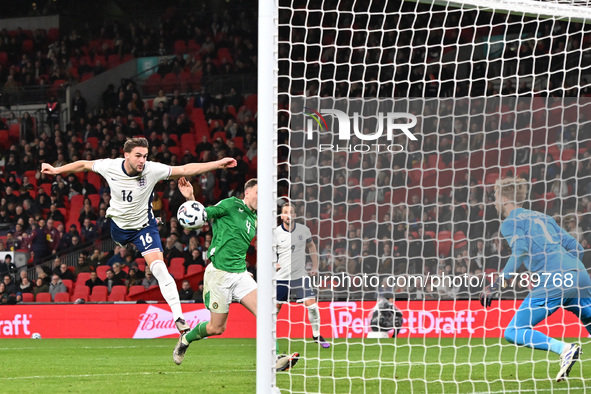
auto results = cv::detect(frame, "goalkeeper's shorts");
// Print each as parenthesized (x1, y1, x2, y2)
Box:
(277, 277, 316, 303)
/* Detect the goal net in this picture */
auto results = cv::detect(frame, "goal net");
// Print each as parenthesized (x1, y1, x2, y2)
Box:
(261, 0, 591, 392)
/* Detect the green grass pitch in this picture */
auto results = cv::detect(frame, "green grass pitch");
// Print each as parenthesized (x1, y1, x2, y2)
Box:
(0, 338, 589, 393)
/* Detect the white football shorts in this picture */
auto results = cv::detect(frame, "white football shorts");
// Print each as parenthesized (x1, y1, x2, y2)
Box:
(203, 263, 257, 314)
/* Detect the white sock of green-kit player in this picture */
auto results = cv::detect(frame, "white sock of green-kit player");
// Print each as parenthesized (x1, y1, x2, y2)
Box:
(150, 260, 183, 321)
(307, 303, 321, 337)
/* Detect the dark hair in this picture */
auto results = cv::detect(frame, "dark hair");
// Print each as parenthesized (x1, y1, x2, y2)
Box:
(123, 137, 149, 153)
(244, 178, 257, 191)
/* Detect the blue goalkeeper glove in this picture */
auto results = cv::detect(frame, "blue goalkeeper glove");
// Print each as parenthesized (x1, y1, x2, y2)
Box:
(479, 276, 506, 308)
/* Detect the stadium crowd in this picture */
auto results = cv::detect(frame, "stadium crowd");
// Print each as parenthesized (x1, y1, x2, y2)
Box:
(0, 4, 257, 104)
(2, 0, 591, 304)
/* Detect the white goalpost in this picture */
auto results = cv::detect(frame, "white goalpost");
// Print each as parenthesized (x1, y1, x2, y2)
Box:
(257, 0, 279, 393)
(258, 0, 591, 392)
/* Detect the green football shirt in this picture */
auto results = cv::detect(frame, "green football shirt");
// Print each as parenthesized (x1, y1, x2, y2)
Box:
(205, 197, 257, 273)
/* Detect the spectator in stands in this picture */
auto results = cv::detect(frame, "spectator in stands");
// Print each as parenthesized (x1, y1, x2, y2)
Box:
(33, 277, 49, 297)
(107, 245, 127, 267)
(163, 179, 185, 219)
(58, 263, 76, 281)
(88, 249, 107, 267)
(178, 280, 194, 301)
(163, 236, 183, 262)
(126, 267, 142, 288)
(182, 247, 204, 269)
(104, 269, 123, 292)
(85, 271, 104, 292)
(74, 252, 93, 275)
(50, 257, 61, 276)
(96, 207, 111, 235)
(15, 270, 28, 286)
(192, 280, 204, 303)
(152, 89, 168, 110)
(80, 218, 99, 242)
(49, 274, 67, 301)
(0, 254, 14, 277)
(71, 90, 87, 120)
(21, 112, 35, 141)
(141, 267, 158, 289)
(5, 112, 18, 126)
(246, 141, 257, 162)
(19, 277, 33, 294)
(3, 274, 18, 295)
(112, 263, 127, 282)
(45, 96, 60, 131)
(44, 218, 61, 255)
(193, 87, 211, 110)
(29, 222, 49, 264)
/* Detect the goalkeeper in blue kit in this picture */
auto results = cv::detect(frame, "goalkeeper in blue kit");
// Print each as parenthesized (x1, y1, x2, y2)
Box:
(480, 177, 591, 382)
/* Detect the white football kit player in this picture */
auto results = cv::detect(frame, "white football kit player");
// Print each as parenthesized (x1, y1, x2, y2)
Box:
(92, 158, 171, 254)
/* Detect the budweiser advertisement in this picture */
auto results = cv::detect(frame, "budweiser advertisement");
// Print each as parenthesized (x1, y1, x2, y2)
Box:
(0, 301, 586, 339)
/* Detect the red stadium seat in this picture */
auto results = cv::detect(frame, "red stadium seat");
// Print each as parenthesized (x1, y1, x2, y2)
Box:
(169, 265, 185, 279)
(437, 231, 453, 257)
(54, 292, 70, 303)
(86, 137, 99, 150)
(35, 293, 52, 302)
(244, 94, 257, 114)
(96, 265, 110, 280)
(89, 286, 108, 302)
(174, 40, 187, 54)
(75, 273, 91, 289)
(108, 285, 127, 301)
(72, 285, 90, 302)
(61, 279, 74, 295)
(87, 194, 100, 208)
(170, 257, 185, 270)
(87, 171, 103, 191)
(162, 73, 179, 93)
(21, 293, 34, 302)
(168, 146, 181, 157)
(135, 258, 146, 271)
(144, 73, 162, 95)
(8, 124, 20, 143)
(128, 285, 146, 298)
(186, 265, 204, 276)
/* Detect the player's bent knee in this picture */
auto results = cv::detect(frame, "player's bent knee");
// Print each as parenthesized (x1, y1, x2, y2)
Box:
(504, 326, 517, 344)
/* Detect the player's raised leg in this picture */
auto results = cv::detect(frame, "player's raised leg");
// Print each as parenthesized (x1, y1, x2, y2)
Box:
(144, 251, 189, 333)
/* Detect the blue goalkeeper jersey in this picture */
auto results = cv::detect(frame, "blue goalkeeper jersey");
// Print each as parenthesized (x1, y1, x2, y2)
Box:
(500, 208, 586, 297)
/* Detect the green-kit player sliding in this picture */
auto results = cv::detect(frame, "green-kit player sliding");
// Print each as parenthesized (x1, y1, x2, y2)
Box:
(173, 177, 299, 371)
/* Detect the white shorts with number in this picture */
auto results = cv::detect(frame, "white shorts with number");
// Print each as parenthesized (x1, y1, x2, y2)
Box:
(203, 263, 257, 314)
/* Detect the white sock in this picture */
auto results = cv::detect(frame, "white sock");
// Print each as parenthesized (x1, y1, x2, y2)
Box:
(150, 260, 184, 321)
(307, 303, 321, 337)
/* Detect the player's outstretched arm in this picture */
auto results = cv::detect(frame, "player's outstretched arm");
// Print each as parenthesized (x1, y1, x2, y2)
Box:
(178, 177, 196, 201)
(41, 161, 94, 175)
(169, 158, 237, 179)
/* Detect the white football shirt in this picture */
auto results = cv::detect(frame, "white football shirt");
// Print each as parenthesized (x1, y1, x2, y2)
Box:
(92, 158, 171, 230)
(273, 222, 312, 280)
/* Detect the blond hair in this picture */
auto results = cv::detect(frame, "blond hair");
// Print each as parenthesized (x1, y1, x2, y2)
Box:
(494, 177, 528, 205)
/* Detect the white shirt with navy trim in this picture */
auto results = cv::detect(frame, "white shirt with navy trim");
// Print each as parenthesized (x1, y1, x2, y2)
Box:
(273, 222, 312, 280)
(92, 158, 171, 230)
